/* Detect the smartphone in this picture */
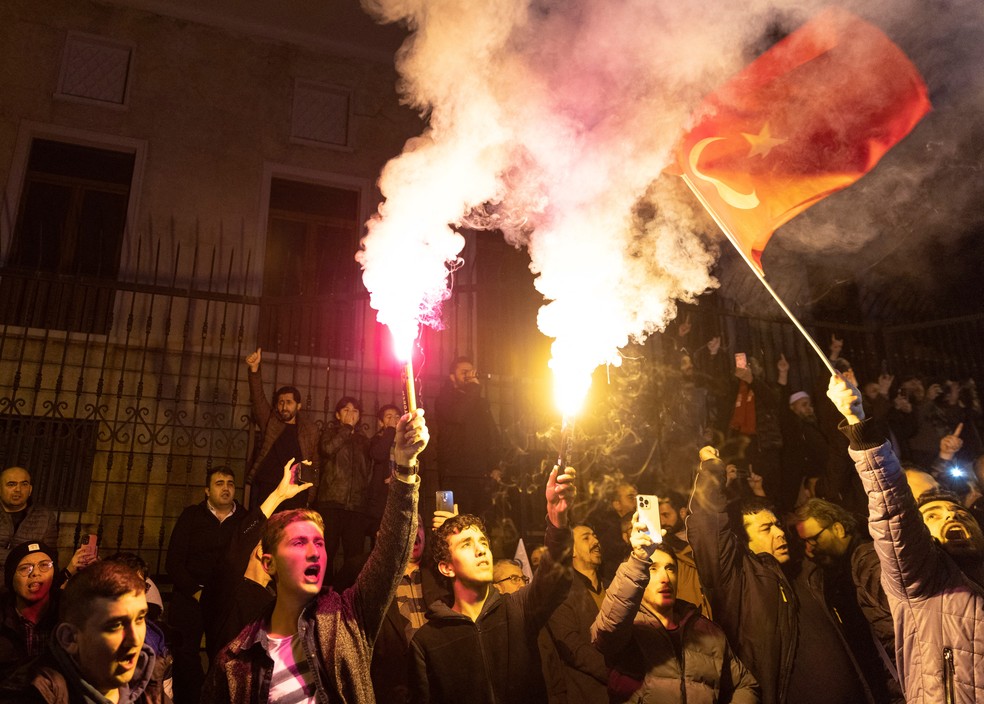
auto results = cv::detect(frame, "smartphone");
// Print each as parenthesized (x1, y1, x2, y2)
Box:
(436, 490, 455, 513)
(636, 494, 663, 555)
(735, 352, 747, 370)
(291, 461, 316, 485)
(81, 534, 98, 561)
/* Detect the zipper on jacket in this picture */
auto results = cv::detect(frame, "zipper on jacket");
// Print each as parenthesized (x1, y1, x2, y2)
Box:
(942, 647, 955, 704)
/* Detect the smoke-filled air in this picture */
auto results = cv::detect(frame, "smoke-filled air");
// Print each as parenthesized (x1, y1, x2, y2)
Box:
(355, 0, 984, 412)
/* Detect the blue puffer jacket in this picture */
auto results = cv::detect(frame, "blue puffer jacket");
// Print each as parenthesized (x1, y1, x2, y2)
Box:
(843, 419, 984, 704)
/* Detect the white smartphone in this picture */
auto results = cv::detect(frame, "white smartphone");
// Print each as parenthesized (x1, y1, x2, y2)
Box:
(636, 494, 663, 555)
(436, 490, 455, 513)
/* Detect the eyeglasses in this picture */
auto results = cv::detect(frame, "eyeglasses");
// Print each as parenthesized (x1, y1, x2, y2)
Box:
(494, 574, 530, 586)
(15, 560, 54, 577)
(801, 526, 830, 547)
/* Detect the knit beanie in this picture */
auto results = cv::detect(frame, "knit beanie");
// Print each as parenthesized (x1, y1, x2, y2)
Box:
(4, 540, 57, 591)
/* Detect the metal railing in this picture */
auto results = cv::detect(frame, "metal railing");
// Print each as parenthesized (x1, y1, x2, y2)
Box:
(0, 234, 981, 573)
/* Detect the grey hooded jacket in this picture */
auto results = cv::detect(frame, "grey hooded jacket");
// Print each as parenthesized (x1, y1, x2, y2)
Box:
(843, 419, 984, 704)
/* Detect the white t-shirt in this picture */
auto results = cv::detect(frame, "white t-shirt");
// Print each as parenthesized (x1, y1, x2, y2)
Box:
(262, 630, 317, 704)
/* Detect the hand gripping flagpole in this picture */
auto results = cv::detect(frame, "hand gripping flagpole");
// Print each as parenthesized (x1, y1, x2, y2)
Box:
(682, 174, 836, 376)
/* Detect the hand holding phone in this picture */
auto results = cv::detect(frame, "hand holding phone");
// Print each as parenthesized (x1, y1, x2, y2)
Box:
(635, 494, 663, 556)
(81, 534, 98, 562)
(436, 490, 455, 514)
(290, 460, 315, 485)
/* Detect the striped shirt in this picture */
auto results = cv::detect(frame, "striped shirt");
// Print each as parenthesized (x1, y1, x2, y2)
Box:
(262, 630, 316, 704)
(395, 566, 427, 643)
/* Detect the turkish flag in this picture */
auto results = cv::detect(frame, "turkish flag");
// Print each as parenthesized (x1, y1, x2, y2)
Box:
(675, 7, 930, 272)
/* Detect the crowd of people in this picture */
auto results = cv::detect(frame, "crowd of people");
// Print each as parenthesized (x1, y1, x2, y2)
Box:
(0, 338, 981, 704)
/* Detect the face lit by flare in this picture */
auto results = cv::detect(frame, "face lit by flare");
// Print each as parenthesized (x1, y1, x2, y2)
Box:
(572, 525, 602, 571)
(919, 500, 984, 559)
(13, 552, 55, 608)
(264, 520, 328, 599)
(642, 549, 678, 614)
(439, 525, 493, 587)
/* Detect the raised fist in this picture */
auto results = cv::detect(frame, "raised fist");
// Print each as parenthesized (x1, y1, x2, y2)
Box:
(245, 348, 262, 373)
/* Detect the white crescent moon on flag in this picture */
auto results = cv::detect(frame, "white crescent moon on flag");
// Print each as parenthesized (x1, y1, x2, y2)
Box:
(689, 137, 760, 210)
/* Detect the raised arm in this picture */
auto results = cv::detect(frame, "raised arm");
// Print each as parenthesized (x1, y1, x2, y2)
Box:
(227, 459, 315, 577)
(515, 465, 576, 631)
(591, 517, 652, 656)
(687, 446, 745, 594)
(245, 348, 273, 427)
(828, 374, 952, 600)
(351, 408, 428, 639)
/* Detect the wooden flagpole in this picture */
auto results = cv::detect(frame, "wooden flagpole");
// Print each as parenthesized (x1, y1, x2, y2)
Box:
(682, 174, 837, 376)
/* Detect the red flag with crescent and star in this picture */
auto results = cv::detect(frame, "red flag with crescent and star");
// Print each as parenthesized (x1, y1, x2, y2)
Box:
(675, 7, 931, 273)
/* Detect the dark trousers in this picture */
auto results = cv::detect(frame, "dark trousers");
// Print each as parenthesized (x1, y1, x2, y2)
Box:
(168, 591, 204, 703)
(316, 505, 369, 590)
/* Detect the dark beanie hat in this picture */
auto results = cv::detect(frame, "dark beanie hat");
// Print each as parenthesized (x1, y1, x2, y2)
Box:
(915, 488, 963, 510)
(4, 540, 57, 591)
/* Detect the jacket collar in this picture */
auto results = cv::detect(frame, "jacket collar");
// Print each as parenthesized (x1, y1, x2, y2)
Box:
(425, 586, 506, 622)
(48, 640, 156, 704)
(638, 598, 699, 628)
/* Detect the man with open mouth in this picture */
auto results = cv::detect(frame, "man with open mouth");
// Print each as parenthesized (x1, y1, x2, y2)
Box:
(0, 560, 161, 703)
(203, 407, 428, 704)
(688, 446, 879, 704)
(829, 373, 984, 704)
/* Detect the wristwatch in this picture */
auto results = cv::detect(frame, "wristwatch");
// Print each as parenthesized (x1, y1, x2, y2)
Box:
(391, 460, 418, 476)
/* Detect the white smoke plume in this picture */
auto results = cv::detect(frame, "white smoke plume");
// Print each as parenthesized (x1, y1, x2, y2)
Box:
(356, 0, 983, 401)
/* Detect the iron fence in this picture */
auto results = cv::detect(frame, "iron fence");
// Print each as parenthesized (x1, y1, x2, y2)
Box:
(0, 233, 981, 575)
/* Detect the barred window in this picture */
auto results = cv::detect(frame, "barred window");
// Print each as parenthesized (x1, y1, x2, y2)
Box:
(258, 177, 361, 359)
(0, 138, 135, 334)
(0, 415, 98, 512)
